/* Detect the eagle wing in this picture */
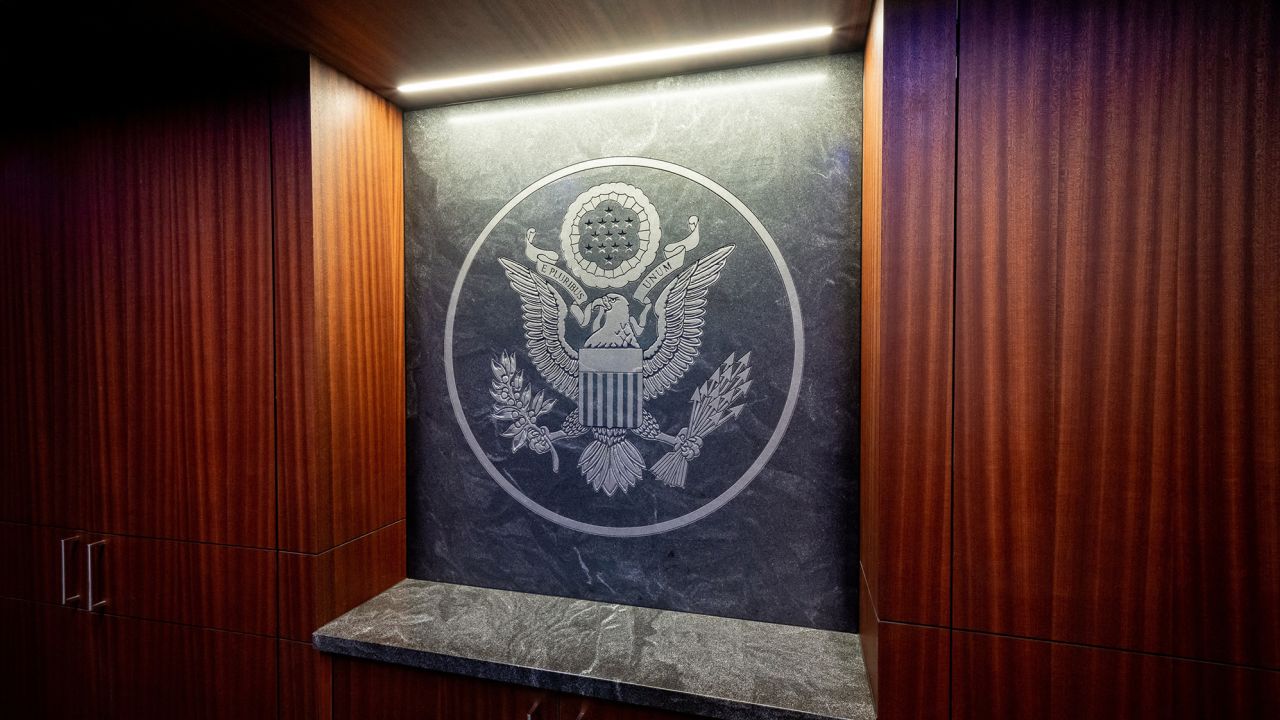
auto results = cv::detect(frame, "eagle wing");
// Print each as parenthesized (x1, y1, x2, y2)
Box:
(642, 244, 736, 400)
(497, 258, 579, 399)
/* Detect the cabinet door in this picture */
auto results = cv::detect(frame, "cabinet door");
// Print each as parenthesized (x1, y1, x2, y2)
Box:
(332, 659, 553, 720)
(100, 614, 277, 720)
(52, 86, 275, 547)
(0, 523, 86, 606)
(94, 533, 277, 635)
(0, 525, 275, 635)
(0, 598, 103, 720)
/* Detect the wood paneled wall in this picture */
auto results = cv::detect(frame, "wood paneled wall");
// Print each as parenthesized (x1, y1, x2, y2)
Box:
(954, 0, 1184, 655)
(859, 0, 955, 714)
(271, 53, 408, 715)
(858, 0, 883, 697)
(1, 81, 277, 546)
(274, 56, 406, 555)
(860, 0, 956, 632)
(954, 0, 1280, 671)
(864, 0, 1279, 715)
(1, 51, 406, 719)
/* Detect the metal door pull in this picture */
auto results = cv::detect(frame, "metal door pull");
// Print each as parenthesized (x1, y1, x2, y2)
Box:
(86, 540, 108, 611)
(59, 536, 82, 606)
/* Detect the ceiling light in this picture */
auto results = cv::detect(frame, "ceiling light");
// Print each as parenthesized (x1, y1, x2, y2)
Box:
(398, 25, 834, 95)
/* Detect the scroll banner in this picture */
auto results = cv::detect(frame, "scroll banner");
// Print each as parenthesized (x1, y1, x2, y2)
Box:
(524, 231, 588, 306)
(633, 216, 700, 303)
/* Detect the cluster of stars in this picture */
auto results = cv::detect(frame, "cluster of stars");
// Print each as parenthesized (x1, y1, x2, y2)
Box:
(580, 203, 639, 268)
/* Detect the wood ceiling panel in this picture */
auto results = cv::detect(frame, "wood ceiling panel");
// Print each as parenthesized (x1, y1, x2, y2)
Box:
(193, 0, 871, 107)
(5, 2, 867, 111)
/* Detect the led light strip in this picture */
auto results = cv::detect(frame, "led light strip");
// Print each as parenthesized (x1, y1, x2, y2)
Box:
(398, 25, 834, 94)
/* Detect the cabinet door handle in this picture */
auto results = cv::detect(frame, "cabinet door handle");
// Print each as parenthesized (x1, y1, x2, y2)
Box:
(525, 699, 541, 720)
(86, 540, 108, 611)
(59, 535, 82, 606)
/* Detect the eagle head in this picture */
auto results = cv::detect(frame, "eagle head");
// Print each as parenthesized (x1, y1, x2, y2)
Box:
(585, 293, 638, 348)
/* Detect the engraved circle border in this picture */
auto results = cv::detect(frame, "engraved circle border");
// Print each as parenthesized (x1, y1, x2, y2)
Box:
(444, 156, 805, 537)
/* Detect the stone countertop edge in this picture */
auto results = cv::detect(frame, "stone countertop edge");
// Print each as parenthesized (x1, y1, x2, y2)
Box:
(312, 579, 875, 720)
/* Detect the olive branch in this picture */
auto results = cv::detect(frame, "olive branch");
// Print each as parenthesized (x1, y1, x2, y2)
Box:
(490, 352, 560, 471)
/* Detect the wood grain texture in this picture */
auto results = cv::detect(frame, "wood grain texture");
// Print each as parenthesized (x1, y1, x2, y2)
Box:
(953, 0, 1279, 669)
(332, 659, 552, 720)
(311, 56, 406, 549)
(271, 51, 327, 555)
(859, 566, 880, 709)
(101, 614, 277, 720)
(0, 142, 55, 525)
(877, 621, 950, 720)
(5, 75, 275, 543)
(0, 598, 103, 720)
(954, 631, 1280, 719)
(858, 0, 883, 614)
(870, 0, 955, 628)
(279, 639, 333, 720)
(96, 534, 277, 636)
(0, 523, 79, 606)
(1170, 657, 1280, 720)
(26, 82, 277, 547)
(955, 0, 1177, 653)
(274, 55, 406, 554)
(953, 632, 1172, 719)
(860, 4, 954, 713)
(1168, 0, 1280, 670)
(279, 520, 406, 641)
(191, 1, 870, 108)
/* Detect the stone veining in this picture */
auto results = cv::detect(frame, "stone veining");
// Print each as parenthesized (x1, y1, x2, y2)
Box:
(315, 579, 875, 720)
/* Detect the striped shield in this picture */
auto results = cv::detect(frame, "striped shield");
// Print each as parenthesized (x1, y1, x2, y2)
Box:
(578, 347, 643, 429)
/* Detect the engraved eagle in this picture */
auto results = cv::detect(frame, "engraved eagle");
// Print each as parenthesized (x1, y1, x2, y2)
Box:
(497, 244, 736, 495)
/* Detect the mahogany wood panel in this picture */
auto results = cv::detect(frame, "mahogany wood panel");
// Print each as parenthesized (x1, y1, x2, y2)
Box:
(954, 0, 1279, 669)
(279, 520, 406, 641)
(274, 56, 406, 554)
(954, 631, 1280, 719)
(868, 0, 955, 628)
(271, 51, 327, 553)
(280, 639, 333, 720)
(37, 82, 276, 547)
(277, 546, 326, 643)
(96, 533, 277, 635)
(952, 631, 1172, 719)
(0, 598, 103, 720)
(101, 614, 277, 720)
(859, 567, 880, 708)
(876, 621, 950, 720)
(858, 0, 883, 613)
(191, 1, 871, 108)
(0, 142, 55, 525)
(563, 697, 696, 720)
(0, 523, 82, 606)
(311, 58, 405, 549)
(1167, 0, 1280, 670)
(332, 659, 552, 720)
(1170, 657, 1280, 720)
(955, 0, 1176, 652)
